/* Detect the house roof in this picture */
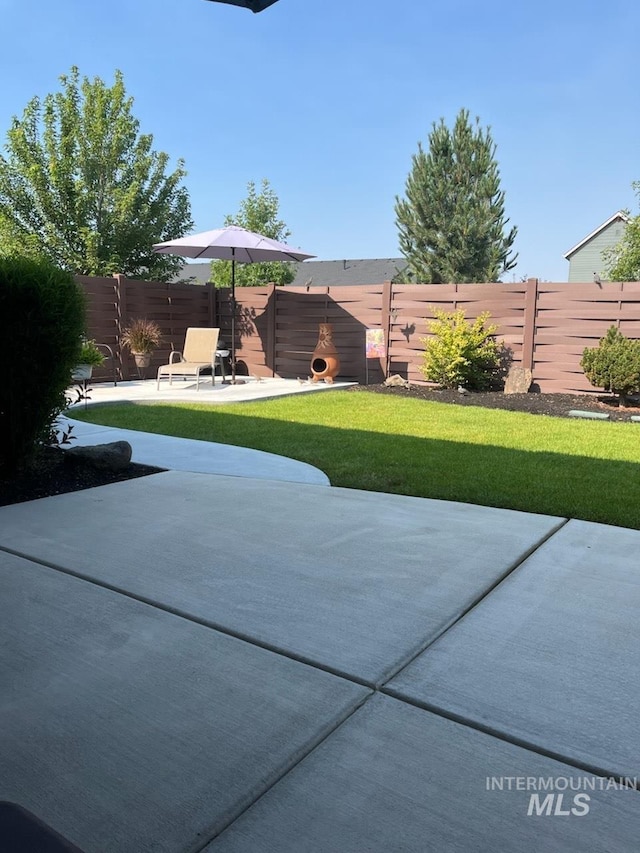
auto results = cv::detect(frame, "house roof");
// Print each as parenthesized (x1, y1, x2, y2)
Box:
(290, 258, 407, 287)
(564, 211, 630, 259)
(175, 258, 408, 287)
(175, 262, 212, 285)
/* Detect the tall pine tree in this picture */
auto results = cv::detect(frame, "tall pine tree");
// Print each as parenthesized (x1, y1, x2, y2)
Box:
(395, 109, 517, 283)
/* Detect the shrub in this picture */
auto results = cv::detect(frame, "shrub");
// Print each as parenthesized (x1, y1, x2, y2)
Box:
(0, 255, 86, 471)
(120, 318, 162, 354)
(78, 338, 106, 367)
(581, 325, 640, 406)
(420, 308, 501, 390)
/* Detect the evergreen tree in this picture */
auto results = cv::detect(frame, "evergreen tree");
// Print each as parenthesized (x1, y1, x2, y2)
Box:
(210, 179, 296, 287)
(395, 109, 517, 283)
(0, 67, 193, 281)
(604, 183, 640, 281)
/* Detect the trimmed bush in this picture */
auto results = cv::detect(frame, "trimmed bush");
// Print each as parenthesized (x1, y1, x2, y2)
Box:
(581, 325, 640, 406)
(0, 255, 86, 471)
(420, 308, 501, 390)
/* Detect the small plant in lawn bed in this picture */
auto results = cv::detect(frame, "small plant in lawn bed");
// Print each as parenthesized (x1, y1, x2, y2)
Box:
(581, 326, 640, 407)
(0, 254, 86, 473)
(420, 308, 502, 390)
(120, 318, 162, 368)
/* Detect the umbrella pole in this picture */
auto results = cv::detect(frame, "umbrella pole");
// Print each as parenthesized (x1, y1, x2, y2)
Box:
(230, 254, 236, 383)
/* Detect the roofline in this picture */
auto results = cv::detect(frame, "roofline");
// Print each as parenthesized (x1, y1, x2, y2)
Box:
(564, 211, 630, 259)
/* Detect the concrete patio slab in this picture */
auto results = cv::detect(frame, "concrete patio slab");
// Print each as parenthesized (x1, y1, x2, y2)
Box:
(0, 471, 564, 686)
(60, 416, 330, 485)
(0, 550, 368, 853)
(69, 376, 355, 407)
(387, 519, 640, 780)
(208, 694, 640, 852)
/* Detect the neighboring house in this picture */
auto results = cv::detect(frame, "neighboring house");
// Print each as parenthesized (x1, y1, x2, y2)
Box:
(564, 211, 629, 282)
(174, 257, 409, 287)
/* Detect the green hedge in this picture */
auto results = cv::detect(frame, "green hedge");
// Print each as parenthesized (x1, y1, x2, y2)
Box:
(0, 255, 86, 471)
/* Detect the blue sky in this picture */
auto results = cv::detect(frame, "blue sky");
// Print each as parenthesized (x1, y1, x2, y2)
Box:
(1, 0, 638, 281)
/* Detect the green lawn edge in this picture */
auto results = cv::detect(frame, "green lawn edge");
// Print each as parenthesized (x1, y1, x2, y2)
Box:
(70, 390, 640, 530)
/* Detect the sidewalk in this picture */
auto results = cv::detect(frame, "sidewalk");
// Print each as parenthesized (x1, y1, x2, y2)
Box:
(1, 394, 639, 851)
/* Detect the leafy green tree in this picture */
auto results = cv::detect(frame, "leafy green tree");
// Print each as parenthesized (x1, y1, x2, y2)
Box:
(604, 183, 640, 281)
(210, 179, 296, 287)
(395, 108, 517, 283)
(0, 67, 193, 281)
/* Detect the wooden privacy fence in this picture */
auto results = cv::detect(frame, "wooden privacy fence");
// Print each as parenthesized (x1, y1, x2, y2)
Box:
(77, 275, 640, 394)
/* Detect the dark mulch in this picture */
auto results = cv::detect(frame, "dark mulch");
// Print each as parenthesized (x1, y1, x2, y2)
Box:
(0, 446, 164, 508)
(348, 383, 640, 422)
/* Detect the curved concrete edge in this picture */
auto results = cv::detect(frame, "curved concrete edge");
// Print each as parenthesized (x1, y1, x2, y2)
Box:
(60, 417, 330, 487)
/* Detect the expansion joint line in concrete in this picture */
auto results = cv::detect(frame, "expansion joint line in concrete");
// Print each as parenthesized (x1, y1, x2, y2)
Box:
(192, 692, 373, 851)
(378, 689, 640, 795)
(375, 516, 570, 690)
(0, 543, 375, 689)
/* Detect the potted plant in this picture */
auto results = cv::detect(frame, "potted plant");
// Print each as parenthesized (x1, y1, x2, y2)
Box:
(72, 338, 106, 381)
(120, 318, 162, 368)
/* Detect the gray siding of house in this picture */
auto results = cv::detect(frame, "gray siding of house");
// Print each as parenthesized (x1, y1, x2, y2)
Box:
(567, 220, 627, 282)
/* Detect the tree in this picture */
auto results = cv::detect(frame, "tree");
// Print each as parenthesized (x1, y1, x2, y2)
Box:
(604, 183, 640, 281)
(210, 179, 296, 287)
(395, 108, 517, 283)
(0, 67, 193, 281)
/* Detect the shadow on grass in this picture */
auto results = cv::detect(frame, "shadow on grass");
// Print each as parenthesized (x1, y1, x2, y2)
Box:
(72, 403, 640, 530)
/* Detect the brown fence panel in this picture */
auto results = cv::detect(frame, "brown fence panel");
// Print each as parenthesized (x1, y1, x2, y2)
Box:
(77, 275, 215, 381)
(75, 275, 121, 381)
(76, 275, 640, 394)
(532, 282, 629, 393)
(232, 286, 271, 376)
(387, 282, 528, 384)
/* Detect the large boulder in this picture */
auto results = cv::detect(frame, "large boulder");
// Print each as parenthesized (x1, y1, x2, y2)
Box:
(504, 367, 532, 395)
(64, 441, 133, 471)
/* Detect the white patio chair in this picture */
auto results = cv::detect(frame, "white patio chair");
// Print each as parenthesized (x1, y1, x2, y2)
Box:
(157, 327, 220, 390)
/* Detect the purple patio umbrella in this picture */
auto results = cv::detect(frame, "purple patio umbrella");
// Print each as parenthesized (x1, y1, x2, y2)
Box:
(153, 226, 315, 382)
(203, 0, 279, 12)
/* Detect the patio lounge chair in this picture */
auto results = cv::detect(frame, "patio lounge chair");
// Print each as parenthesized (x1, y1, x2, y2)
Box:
(157, 327, 220, 390)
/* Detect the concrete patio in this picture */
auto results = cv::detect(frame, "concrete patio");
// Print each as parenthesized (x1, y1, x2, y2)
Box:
(1, 381, 639, 851)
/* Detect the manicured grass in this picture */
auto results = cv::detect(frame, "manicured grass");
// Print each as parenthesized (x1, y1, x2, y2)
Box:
(71, 391, 640, 529)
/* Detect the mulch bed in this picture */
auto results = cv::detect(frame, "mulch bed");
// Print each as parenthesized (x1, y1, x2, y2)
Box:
(348, 383, 640, 422)
(0, 446, 163, 508)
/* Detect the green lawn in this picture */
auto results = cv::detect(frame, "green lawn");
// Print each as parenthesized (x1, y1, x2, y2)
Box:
(71, 390, 640, 530)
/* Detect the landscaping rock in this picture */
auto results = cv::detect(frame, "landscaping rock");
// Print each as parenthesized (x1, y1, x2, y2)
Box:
(64, 441, 133, 471)
(384, 374, 411, 389)
(504, 366, 532, 395)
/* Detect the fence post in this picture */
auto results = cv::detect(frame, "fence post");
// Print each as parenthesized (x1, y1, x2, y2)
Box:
(207, 282, 216, 328)
(114, 274, 128, 380)
(381, 280, 392, 379)
(522, 277, 538, 371)
(267, 283, 276, 377)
